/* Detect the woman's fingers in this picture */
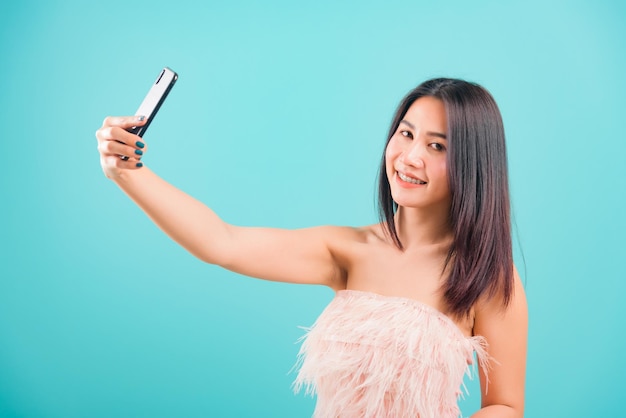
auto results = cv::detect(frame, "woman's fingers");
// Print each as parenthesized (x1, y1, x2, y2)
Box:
(96, 125, 147, 147)
(98, 138, 145, 161)
(96, 115, 148, 177)
(101, 154, 144, 170)
(102, 115, 146, 130)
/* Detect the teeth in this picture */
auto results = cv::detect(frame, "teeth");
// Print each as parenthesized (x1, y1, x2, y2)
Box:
(398, 172, 426, 185)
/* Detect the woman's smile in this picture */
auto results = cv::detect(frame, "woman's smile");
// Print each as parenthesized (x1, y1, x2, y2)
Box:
(396, 171, 427, 187)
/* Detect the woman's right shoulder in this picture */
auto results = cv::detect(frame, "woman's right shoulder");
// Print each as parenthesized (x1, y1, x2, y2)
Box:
(321, 224, 388, 261)
(309, 225, 379, 289)
(321, 223, 386, 243)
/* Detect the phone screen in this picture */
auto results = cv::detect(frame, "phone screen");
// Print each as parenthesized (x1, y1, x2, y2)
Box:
(128, 67, 178, 137)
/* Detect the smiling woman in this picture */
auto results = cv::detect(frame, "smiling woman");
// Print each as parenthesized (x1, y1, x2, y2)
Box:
(95, 77, 527, 418)
(378, 79, 515, 318)
(385, 96, 451, 214)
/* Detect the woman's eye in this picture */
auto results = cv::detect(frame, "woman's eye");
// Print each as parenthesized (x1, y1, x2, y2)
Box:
(430, 143, 446, 151)
(400, 130, 413, 139)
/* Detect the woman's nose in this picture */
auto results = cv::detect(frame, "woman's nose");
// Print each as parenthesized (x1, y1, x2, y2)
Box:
(403, 141, 425, 167)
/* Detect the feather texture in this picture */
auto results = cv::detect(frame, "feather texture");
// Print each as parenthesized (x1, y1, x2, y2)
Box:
(293, 290, 489, 418)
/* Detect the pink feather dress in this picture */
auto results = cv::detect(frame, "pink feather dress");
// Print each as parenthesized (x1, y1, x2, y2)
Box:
(293, 290, 489, 418)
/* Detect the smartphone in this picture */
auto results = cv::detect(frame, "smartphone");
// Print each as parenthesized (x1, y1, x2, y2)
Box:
(127, 67, 178, 137)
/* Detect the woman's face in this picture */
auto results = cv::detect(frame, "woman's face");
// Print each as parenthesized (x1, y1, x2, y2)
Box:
(385, 96, 450, 212)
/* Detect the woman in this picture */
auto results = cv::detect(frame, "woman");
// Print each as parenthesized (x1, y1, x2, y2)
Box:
(96, 78, 527, 417)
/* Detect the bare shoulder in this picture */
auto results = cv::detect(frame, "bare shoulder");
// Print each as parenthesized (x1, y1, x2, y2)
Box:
(321, 223, 386, 245)
(319, 224, 388, 286)
(475, 265, 527, 318)
(320, 224, 382, 259)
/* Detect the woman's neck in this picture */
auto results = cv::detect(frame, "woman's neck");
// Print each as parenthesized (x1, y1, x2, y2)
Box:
(394, 206, 453, 249)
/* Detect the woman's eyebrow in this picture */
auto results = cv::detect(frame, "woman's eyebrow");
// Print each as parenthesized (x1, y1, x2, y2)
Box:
(427, 131, 447, 140)
(399, 120, 415, 130)
(400, 120, 447, 139)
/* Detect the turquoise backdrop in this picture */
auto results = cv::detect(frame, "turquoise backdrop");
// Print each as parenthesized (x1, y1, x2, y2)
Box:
(1, 0, 624, 417)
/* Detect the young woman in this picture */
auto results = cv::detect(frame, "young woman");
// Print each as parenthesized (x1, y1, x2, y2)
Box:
(96, 78, 527, 417)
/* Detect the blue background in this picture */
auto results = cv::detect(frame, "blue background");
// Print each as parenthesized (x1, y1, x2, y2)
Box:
(1, 0, 625, 416)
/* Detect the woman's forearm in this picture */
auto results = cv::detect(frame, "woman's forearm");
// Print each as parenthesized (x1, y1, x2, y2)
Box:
(113, 166, 231, 264)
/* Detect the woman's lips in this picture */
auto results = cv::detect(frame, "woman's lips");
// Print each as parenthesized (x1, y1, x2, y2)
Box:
(397, 171, 426, 186)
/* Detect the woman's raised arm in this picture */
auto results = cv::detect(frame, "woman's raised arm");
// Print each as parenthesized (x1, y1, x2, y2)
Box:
(95, 115, 349, 289)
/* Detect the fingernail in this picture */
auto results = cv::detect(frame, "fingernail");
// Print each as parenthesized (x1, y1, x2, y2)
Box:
(136, 162, 143, 168)
(137, 115, 146, 122)
(135, 149, 143, 156)
(135, 141, 145, 148)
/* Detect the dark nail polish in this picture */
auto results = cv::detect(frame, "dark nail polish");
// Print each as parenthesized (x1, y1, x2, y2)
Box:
(137, 115, 146, 122)
(135, 149, 143, 156)
(136, 141, 145, 149)
(136, 162, 143, 168)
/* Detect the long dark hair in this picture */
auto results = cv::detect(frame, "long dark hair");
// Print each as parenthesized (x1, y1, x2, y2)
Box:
(377, 78, 513, 317)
